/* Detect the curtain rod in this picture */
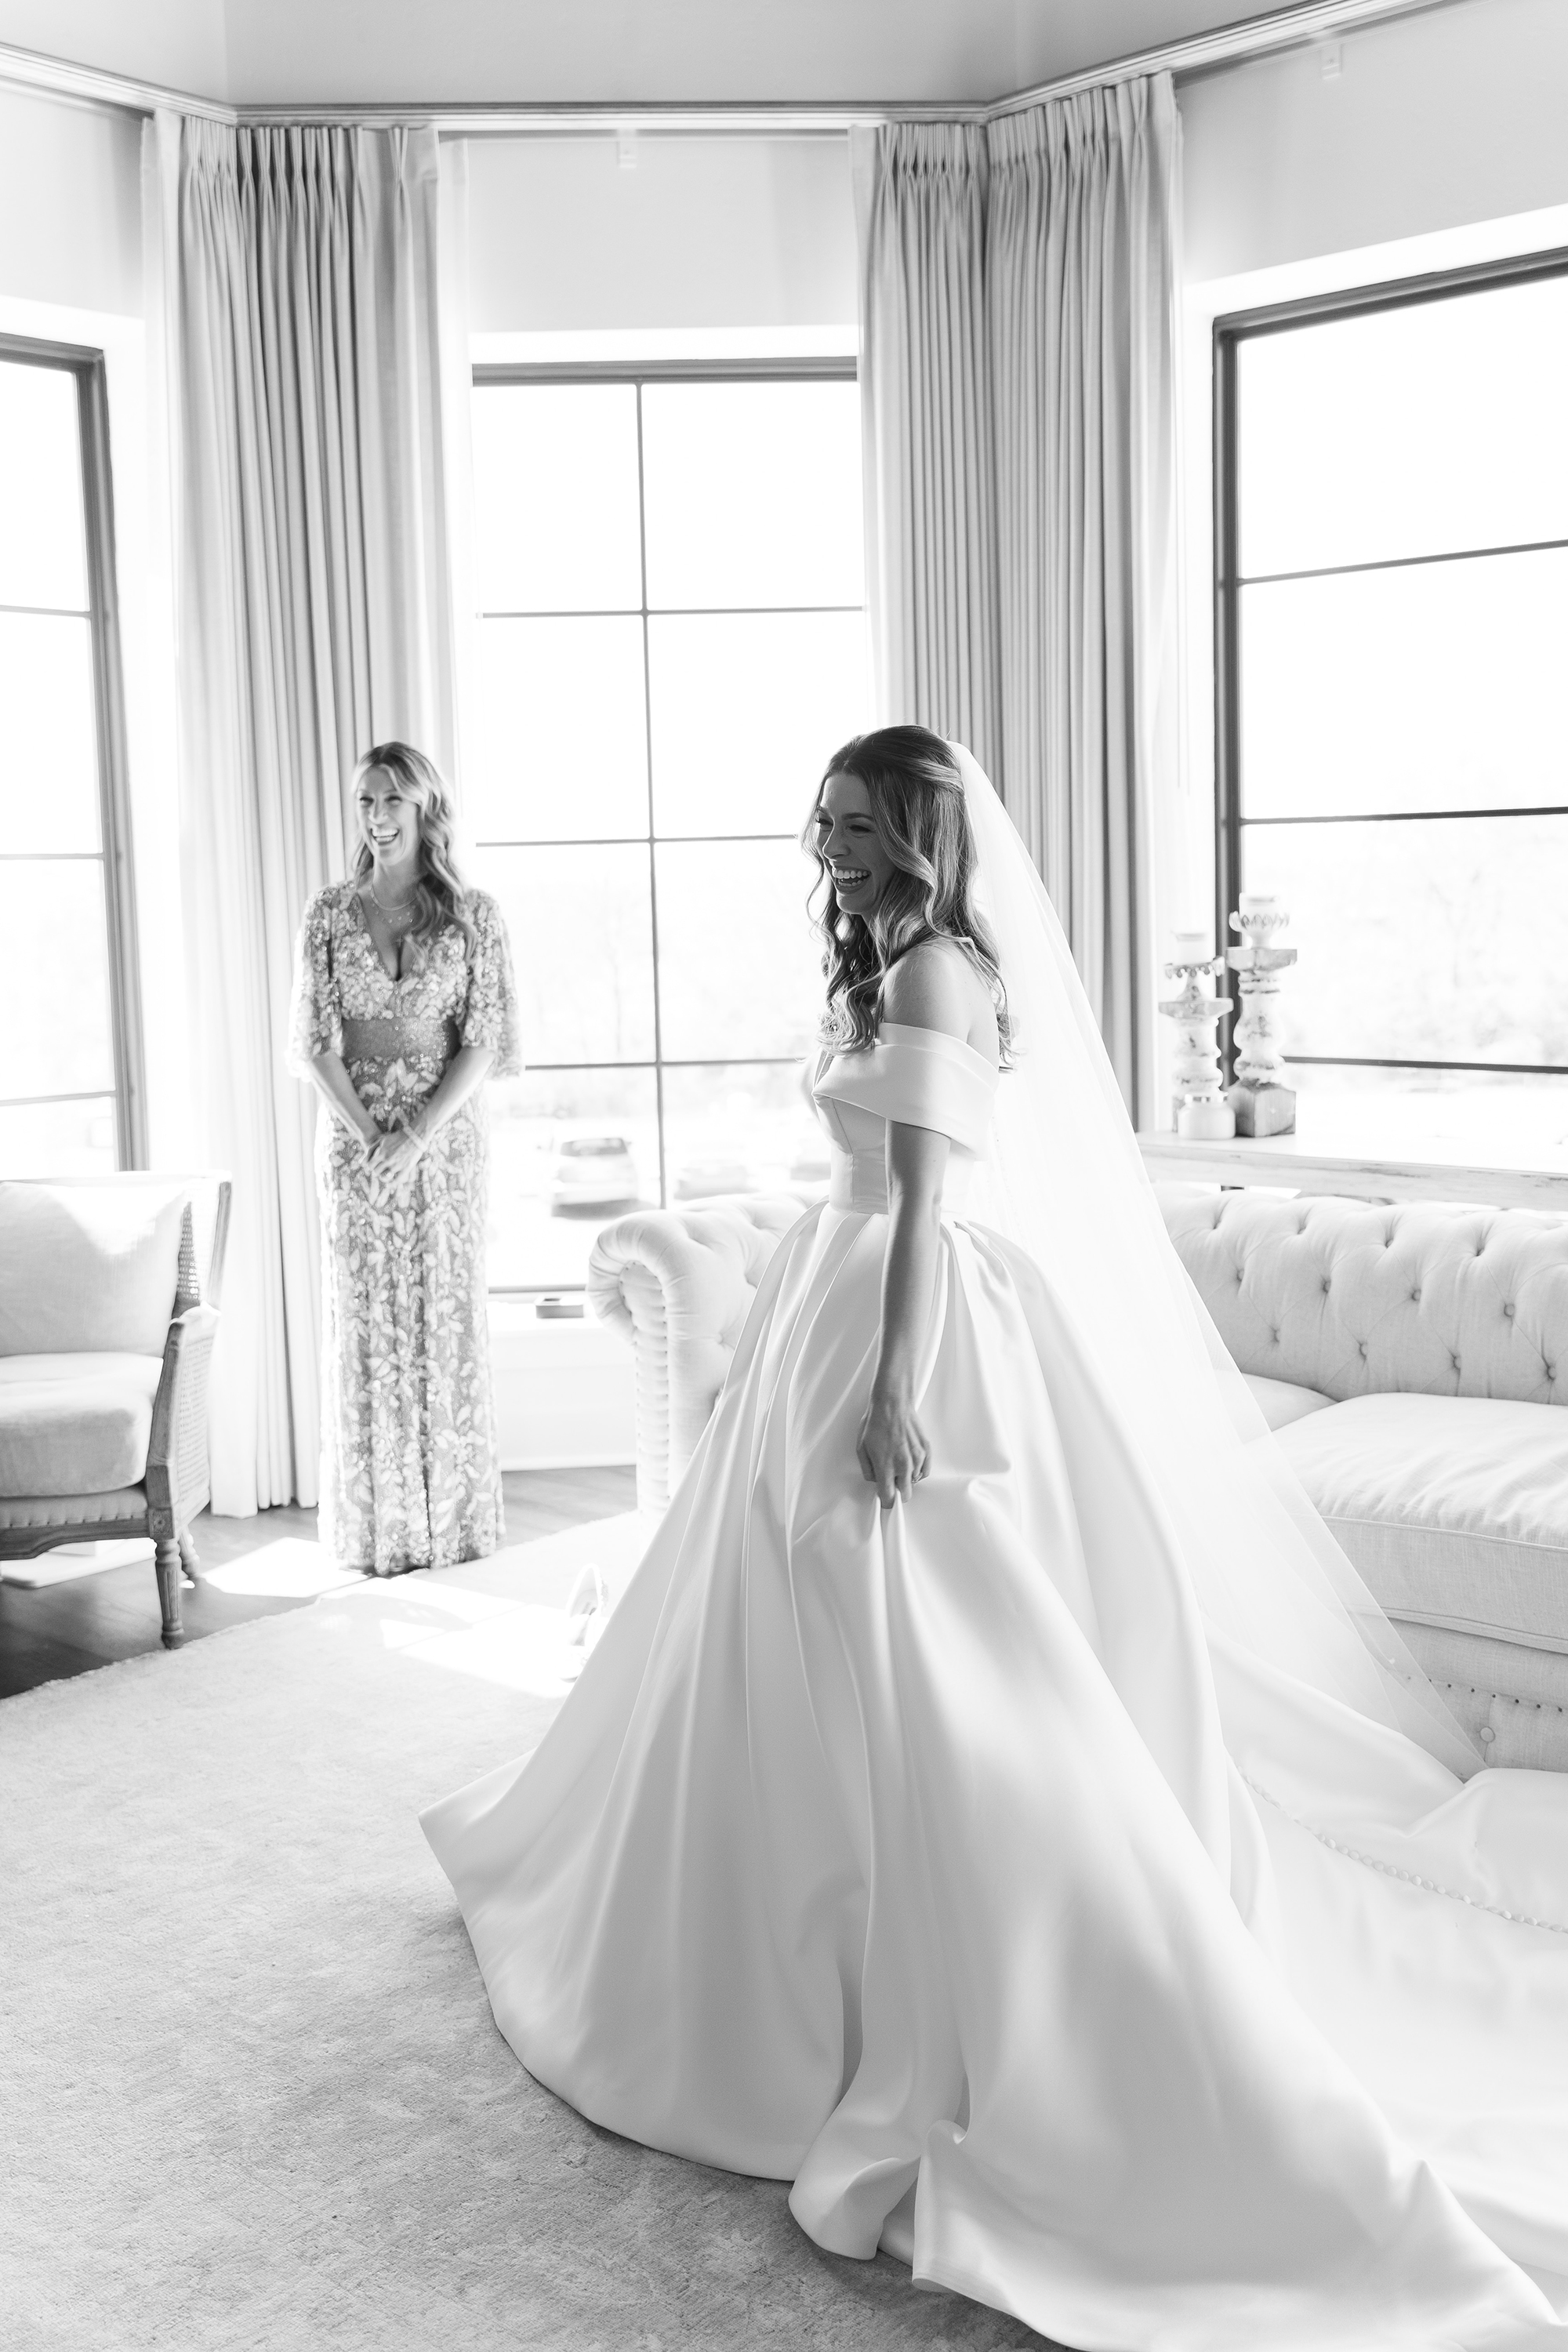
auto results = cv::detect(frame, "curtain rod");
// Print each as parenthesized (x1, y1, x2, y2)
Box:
(0, 0, 1463, 134)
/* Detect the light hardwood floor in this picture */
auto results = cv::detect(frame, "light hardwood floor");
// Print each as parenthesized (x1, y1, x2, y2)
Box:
(0, 1467, 637, 1702)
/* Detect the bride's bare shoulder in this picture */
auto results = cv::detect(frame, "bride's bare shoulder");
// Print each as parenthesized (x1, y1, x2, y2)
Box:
(882, 937, 998, 1057)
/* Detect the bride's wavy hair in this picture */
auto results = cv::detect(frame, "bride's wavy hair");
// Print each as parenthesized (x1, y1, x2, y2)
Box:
(803, 725, 1012, 1058)
(350, 740, 477, 968)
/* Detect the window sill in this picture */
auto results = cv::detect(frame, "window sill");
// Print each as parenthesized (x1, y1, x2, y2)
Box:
(1137, 1131, 1568, 1212)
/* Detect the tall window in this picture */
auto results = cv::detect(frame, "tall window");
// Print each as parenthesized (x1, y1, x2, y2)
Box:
(1215, 258, 1568, 1156)
(468, 364, 867, 1291)
(0, 341, 141, 1174)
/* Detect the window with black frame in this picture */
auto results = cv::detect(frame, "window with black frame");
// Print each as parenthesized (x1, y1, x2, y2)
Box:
(466, 363, 868, 1293)
(1214, 257, 1568, 1161)
(0, 339, 142, 1175)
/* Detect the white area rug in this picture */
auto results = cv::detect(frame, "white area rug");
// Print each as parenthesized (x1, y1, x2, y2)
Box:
(1, 1518, 1042, 2351)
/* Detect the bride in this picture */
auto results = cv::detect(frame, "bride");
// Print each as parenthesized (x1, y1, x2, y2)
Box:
(423, 728, 1568, 2350)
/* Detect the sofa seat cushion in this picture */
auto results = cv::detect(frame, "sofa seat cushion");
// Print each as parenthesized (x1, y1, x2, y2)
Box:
(0, 1353, 164, 1498)
(1242, 1373, 1335, 1432)
(1275, 1393, 1568, 1653)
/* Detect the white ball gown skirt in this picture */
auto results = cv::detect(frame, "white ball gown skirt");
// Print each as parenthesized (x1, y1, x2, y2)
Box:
(423, 1032, 1568, 2351)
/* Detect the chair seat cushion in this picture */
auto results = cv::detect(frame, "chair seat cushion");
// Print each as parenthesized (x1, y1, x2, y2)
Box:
(1242, 1373, 1336, 1432)
(0, 1353, 164, 1498)
(1275, 1393, 1568, 1654)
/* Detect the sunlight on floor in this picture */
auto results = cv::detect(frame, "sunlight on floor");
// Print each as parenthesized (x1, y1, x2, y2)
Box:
(203, 1538, 364, 1600)
(336, 1515, 648, 1697)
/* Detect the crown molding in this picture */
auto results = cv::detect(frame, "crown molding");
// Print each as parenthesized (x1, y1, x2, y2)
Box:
(0, 0, 1462, 134)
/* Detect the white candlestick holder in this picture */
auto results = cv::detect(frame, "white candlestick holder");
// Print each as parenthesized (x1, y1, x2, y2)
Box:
(1160, 938, 1235, 1140)
(1225, 897, 1298, 1136)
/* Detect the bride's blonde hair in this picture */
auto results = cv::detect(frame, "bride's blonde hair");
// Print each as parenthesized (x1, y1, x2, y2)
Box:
(804, 725, 1012, 1057)
(350, 741, 477, 968)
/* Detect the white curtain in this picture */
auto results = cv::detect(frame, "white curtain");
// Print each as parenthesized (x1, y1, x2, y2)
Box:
(147, 114, 461, 1513)
(856, 76, 1181, 1123)
(851, 122, 1001, 779)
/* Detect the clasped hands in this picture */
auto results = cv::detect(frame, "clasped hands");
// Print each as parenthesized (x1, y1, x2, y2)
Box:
(856, 1381, 931, 1510)
(358, 1117, 428, 1192)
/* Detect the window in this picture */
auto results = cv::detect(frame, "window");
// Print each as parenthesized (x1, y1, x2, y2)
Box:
(1214, 256, 1568, 1159)
(0, 339, 142, 1174)
(468, 363, 867, 1290)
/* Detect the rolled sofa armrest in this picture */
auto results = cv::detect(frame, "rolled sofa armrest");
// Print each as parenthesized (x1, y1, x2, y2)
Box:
(144, 1301, 222, 1537)
(588, 1195, 810, 1515)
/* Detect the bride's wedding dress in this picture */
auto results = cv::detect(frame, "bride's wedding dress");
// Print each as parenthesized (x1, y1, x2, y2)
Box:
(423, 757, 1568, 2351)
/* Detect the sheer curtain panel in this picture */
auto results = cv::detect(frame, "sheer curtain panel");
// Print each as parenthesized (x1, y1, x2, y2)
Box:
(149, 114, 459, 1514)
(855, 77, 1181, 1121)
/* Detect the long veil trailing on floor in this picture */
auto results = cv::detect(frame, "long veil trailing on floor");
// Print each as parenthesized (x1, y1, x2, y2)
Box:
(953, 743, 1568, 1912)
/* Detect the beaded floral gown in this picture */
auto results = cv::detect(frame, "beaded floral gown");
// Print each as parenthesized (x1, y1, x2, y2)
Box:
(423, 1024, 1568, 2352)
(289, 882, 521, 1573)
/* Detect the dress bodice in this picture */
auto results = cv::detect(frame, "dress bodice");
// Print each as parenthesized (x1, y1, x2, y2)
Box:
(811, 1022, 1000, 1212)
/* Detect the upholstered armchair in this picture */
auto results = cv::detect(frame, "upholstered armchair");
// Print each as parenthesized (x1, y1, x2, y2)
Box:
(0, 1175, 232, 1649)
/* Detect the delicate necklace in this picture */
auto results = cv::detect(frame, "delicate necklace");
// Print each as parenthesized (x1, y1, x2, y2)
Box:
(369, 877, 418, 922)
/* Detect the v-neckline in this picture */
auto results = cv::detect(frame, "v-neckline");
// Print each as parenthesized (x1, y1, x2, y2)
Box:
(353, 884, 412, 985)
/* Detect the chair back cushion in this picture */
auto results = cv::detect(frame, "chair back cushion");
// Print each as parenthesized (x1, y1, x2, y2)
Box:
(0, 1181, 188, 1357)
(1157, 1185, 1568, 1407)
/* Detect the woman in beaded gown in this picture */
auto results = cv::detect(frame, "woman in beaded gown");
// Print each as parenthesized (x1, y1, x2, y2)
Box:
(289, 741, 521, 1574)
(423, 730, 1568, 2349)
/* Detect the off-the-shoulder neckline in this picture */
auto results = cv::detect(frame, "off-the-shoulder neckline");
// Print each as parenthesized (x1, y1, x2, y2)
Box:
(877, 1021, 1000, 1073)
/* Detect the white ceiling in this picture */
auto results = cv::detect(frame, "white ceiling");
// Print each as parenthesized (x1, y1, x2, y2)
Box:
(0, 0, 1340, 107)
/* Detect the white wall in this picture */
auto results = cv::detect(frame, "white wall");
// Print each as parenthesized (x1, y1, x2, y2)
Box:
(0, 83, 141, 312)
(222, 0, 1016, 107)
(1181, 0, 1568, 284)
(0, 0, 227, 95)
(466, 133, 857, 334)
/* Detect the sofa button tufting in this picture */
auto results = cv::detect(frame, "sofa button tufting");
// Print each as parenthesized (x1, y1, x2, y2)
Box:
(1549, 1365, 1559, 1383)
(1503, 1302, 1514, 1318)
(1480, 1726, 1496, 1745)
(1410, 1289, 1421, 1305)
(1452, 1356, 1461, 1373)
(1357, 1341, 1367, 1358)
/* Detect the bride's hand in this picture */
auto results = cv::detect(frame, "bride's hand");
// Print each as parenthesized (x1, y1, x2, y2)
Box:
(857, 1385, 931, 1509)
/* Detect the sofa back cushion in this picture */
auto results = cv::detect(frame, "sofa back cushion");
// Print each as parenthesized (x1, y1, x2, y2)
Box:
(1157, 1185, 1568, 1408)
(0, 1181, 187, 1357)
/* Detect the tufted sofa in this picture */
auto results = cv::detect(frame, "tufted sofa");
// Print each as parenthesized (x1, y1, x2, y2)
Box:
(1160, 1185, 1568, 1769)
(587, 1196, 810, 1515)
(588, 1183, 1568, 1771)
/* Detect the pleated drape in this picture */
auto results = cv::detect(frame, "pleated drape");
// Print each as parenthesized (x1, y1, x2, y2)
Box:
(855, 77, 1181, 1122)
(853, 123, 1001, 779)
(151, 114, 458, 1512)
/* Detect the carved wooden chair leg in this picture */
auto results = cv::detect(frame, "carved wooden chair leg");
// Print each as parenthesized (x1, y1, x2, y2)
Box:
(177, 1529, 201, 1588)
(154, 1538, 185, 1649)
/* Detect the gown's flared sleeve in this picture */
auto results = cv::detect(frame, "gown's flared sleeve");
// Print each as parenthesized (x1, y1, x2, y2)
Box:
(813, 1022, 997, 1152)
(287, 887, 341, 1076)
(460, 891, 524, 1077)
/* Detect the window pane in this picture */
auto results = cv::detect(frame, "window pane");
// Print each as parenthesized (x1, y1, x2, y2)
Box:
(1237, 275, 1568, 577)
(655, 840, 821, 1060)
(2, 613, 100, 851)
(1286, 1065, 1568, 1166)
(474, 842, 655, 1065)
(648, 611, 867, 837)
(641, 380, 863, 611)
(472, 383, 643, 613)
(662, 1061, 826, 1203)
(486, 1067, 659, 1290)
(0, 1095, 117, 1176)
(0, 859, 114, 1096)
(0, 360, 87, 611)
(470, 616, 648, 843)
(1240, 549, 1568, 821)
(1240, 815, 1568, 1066)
